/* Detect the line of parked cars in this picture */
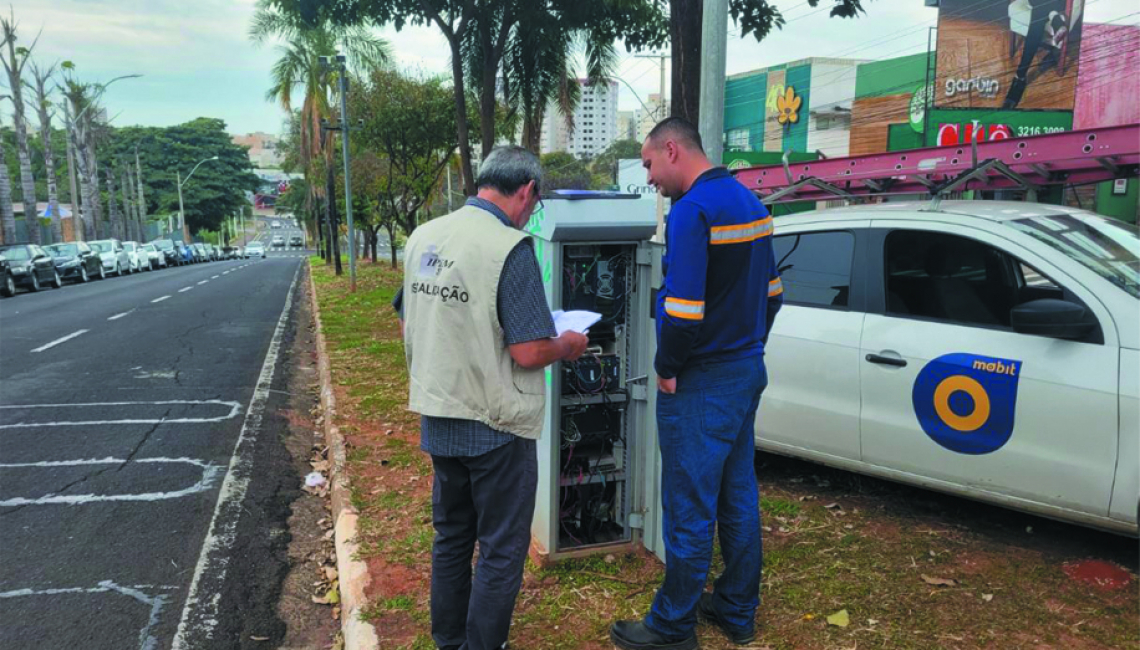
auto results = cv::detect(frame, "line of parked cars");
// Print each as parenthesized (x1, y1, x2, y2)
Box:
(0, 238, 263, 298)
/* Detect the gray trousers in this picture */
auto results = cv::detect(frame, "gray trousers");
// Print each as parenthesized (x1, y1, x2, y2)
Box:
(430, 436, 537, 650)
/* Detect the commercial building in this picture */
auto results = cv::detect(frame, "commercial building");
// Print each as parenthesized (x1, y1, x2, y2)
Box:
(231, 132, 284, 169)
(723, 57, 865, 160)
(635, 93, 667, 141)
(539, 79, 620, 158)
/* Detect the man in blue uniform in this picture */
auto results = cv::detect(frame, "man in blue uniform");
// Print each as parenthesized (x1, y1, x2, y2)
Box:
(610, 118, 783, 650)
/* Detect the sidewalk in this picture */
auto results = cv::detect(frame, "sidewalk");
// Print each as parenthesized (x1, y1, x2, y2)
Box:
(308, 258, 1137, 650)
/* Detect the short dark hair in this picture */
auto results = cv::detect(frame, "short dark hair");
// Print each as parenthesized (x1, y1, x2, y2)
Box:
(477, 146, 543, 196)
(647, 117, 704, 153)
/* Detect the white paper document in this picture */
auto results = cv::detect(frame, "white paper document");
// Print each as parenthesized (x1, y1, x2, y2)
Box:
(551, 310, 602, 336)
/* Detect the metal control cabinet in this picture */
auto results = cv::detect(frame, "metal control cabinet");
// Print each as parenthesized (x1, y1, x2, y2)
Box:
(526, 194, 666, 562)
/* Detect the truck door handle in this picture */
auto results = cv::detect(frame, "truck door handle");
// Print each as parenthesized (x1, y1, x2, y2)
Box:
(866, 354, 907, 368)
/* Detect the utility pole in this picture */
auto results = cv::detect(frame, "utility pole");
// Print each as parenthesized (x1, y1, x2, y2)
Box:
(636, 52, 670, 241)
(699, 0, 728, 166)
(135, 143, 146, 240)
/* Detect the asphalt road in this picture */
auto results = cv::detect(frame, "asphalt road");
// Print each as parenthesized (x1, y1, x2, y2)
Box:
(0, 249, 309, 649)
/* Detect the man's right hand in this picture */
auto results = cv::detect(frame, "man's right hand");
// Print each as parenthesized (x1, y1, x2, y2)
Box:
(558, 331, 589, 361)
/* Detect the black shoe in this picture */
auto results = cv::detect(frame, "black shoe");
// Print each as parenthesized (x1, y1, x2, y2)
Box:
(609, 620, 698, 650)
(696, 593, 756, 645)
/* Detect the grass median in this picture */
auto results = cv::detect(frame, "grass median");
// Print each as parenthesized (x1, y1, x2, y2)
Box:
(310, 257, 1136, 650)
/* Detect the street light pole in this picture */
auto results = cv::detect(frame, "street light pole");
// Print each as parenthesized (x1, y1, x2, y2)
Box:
(324, 53, 357, 291)
(177, 156, 219, 241)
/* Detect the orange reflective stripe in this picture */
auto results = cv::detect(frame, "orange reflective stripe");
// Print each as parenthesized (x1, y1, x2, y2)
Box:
(664, 297, 705, 320)
(768, 277, 784, 297)
(709, 217, 773, 245)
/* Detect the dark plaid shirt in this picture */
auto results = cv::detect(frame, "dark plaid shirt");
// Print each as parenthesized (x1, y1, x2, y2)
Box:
(393, 197, 555, 457)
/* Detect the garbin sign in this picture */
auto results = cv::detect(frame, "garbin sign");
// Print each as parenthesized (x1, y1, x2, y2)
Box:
(935, 0, 1083, 111)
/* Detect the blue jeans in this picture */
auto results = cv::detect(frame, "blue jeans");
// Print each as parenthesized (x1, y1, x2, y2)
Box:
(645, 355, 767, 639)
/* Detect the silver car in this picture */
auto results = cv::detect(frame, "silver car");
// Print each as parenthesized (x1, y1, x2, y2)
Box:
(121, 241, 146, 272)
(88, 239, 133, 276)
(141, 243, 166, 269)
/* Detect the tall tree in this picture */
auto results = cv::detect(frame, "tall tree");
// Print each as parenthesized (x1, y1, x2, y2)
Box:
(28, 60, 62, 242)
(250, 0, 388, 265)
(0, 10, 41, 242)
(671, 0, 868, 124)
(105, 167, 122, 240)
(60, 77, 98, 240)
(271, 0, 665, 196)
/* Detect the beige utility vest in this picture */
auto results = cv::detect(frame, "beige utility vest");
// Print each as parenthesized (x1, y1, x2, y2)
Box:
(403, 205, 546, 439)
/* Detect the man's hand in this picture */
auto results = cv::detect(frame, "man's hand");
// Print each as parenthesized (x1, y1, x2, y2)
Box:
(558, 331, 589, 361)
(658, 376, 677, 394)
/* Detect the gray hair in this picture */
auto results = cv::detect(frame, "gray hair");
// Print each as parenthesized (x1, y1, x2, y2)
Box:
(477, 146, 543, 197)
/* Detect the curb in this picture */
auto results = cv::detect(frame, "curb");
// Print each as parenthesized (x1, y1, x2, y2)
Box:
(307, 261, 380, 650)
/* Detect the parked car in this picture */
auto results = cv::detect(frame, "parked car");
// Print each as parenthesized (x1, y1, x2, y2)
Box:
(151, 239, 182, 266)
(121, 241, 146, 273)
(756, 201, 1139, 535)
(141, 243, 166, 270)
(87, 239, 130, 276)
(0, 244, 63, 291)
(176, 242, 195, 265)
(246, 241, 267, 259)
(271, 220, 282, 229)
(192, 243, 208, 263)
(289, 235, 303, 249)
(0, 253, 16, 297)
(46, 242, 105, 283)
(271, 235, 285, 249)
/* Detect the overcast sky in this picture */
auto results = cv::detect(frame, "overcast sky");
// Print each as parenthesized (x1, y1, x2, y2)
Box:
(12, 0, 1138, 137)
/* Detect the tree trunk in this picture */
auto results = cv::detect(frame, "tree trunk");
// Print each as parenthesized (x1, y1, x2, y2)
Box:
(87, 139, 103, 239)
(121, 166, 135, 241)
(63, 103, 84, 242)
(0, 152, 14, 244)
(68, 122, 96, 241)
(36, 103, 63, 243)
(135, 149, 147, 235)
(9, 104, 39, 244)
(448, 36, 476, 196)
(106, 170, 123, 241)
(479, 18, 499, 161)
(385, 222, 398, 269)
(671, 0, 702, 125)
(326, 164, 342, 275)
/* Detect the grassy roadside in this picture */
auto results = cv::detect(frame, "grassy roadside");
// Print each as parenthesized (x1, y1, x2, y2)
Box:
(310, 258, 1137, 650)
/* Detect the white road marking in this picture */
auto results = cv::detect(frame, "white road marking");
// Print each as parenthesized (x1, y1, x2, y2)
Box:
(151, 295, 171, 304)
(31, 330, 89, 353)
(0, 581, 172, 650)
(0, 457, 221, 506)
(179, 286, 193, 293)
(211, 275, 219, 279)
(197, 280, 208, 285)
(172, 264, 299, 649)
(108, 310, 136, 321)
(0, 399, 243, 429)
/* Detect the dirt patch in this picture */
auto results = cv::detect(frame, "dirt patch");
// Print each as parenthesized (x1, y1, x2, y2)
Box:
(276, 270, 339, 650)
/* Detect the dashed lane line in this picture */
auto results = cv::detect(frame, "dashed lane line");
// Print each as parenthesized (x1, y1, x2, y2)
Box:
(151, 295, 171, 304)
(31, 329, 89, 353)
(179, 287, 193, 293)
(108, 309, 136, 321)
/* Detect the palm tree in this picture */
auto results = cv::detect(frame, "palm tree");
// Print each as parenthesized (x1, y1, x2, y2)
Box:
(250, 0, 390, 267)
(29, 60, 63, 242)
(1, 10, 41, 243)
(496, 6, 618, 155)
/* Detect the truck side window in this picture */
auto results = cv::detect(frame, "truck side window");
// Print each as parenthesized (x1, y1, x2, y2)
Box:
(772, 231, 854, 308)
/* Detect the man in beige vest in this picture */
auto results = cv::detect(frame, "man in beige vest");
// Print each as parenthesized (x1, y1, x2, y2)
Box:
(395, 146, 588, 650)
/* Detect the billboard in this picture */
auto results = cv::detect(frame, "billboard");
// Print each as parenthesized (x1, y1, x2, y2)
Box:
(935, 0, 1084, 111)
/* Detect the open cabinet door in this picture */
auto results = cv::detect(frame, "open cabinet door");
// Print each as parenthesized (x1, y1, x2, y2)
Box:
(638, 240, 667, 562)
